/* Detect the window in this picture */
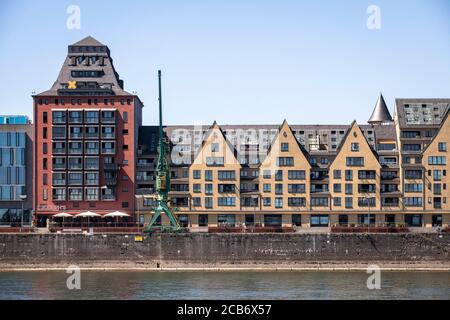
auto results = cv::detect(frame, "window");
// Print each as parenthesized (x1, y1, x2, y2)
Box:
(275, 184, 283, 195)
(205, 184, 213, 195)
(52, 157, 65, 170)
(281, 143, 289, 152)
(275, 170, 283, 181)
(428, 156, 446, 165)
(433, 170, 442, 181)
(52, 173, 66, 185)
(218, 214, 235, 226)
(193, 170, 201, 179)
(345, 170, 353, 181)
(123, 111, 128, 123)
(351, 143, 359, 151)
(358, 197, 376, 207)
(85, 157, 99, 170)
(404, 183, 423, 193)
(346, 157, 364, 166)
(206, 157, 224, 166)
(43, 112, 48, 124)
(311, 197, 328, 207)
(345, 184, 353, 195)
(333, 184, 341, 193)
(404, 197, 423, 207)
(68, 172, 82, 185)
(264, 214, 282, 227)
(438, 142, 447, 152)
(358, 170, 376, 179)
(263, 170, 271, 179)
(69, 188, 83, 201)
(288, 170, 305, 180)
(85, 111, 99, 123)
(198, 214, 208, 226)
(85, 188, 99, 201)
(263, 197, 271, 206)
(218, 184, 235, 193)
(288, 184, 305, 193)
(310, 215, 329, 227)
(288, 197, 306, 207)
(218, 170, 235, 180)
(205, 170, 213, 181)
(333, 170, 341, 179)
(345, 197, 353, 208)
(263, 183, 271, 192)
(52, 188, 66, 201)
(218, 197, 236, 206)
(275, 197, 283, 208)
(68, 157, 82, 170)
(211, 143, 219, 152)
(405, 170, 422, 179)
(52, 111, 66, 124)
(85, 172, 99, 185)
(333, 197, 342, 207)
(276, 157, 294, 167)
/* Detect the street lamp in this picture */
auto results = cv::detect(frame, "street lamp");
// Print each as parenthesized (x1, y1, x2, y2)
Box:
(19, 194, 27, 232)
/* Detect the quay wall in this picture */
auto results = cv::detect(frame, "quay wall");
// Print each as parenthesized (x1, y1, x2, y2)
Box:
(0, 233, 448, 266)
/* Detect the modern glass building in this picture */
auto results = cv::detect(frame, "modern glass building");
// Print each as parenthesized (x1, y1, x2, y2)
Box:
(0, 121, 33, 227)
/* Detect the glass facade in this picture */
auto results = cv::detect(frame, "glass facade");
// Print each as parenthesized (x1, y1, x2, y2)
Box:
(0, 131, 30, 226)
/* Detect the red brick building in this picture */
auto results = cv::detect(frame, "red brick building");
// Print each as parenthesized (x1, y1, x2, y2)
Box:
(32, 36, 143, 226)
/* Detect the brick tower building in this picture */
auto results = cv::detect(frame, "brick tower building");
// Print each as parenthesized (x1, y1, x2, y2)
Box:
(33, 36, 143, 226)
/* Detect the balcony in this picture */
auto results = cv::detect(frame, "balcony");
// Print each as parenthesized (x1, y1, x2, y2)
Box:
(105, 177, 117, 186)
(103, 163, 119, 171)
(137, 163, 154, 170)
(102, 148, 116, 155)
(52, 163, 66, 170)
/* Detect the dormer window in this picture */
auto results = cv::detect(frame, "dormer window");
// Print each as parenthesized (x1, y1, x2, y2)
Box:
(77, 56, 85, 64)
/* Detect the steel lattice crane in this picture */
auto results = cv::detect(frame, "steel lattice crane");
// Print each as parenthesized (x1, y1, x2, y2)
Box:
(143, 70, 181, 233)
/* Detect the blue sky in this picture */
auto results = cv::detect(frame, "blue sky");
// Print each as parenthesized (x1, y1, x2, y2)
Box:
(0, 0, 449, 125)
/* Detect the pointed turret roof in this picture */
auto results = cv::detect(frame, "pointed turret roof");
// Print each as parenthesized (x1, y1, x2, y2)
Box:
(368, 93, 393, 124)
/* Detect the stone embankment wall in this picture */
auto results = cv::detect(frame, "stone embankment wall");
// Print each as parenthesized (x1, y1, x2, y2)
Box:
(0, 233, 448, 265)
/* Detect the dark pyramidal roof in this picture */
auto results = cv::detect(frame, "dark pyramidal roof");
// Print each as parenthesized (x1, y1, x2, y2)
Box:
(36, 36, 131, 96)
(368, 93, 393, 124)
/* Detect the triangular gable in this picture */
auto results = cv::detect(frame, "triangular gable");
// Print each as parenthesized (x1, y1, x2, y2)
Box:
(330, 120, 381, 169)
(191, 121, 241, 166)
(260, 120, 311, 168)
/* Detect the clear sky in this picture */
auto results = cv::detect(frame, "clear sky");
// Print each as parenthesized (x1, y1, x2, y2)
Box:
(0, 0, 449, 125)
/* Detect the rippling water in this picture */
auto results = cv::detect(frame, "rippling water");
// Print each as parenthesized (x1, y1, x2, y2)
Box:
(0, 271, 448, 300)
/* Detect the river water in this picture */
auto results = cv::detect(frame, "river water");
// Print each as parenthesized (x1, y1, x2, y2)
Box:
(0, 271, 448, 300)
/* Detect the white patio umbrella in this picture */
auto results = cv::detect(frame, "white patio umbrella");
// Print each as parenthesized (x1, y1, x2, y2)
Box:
(53, 213, 73, 218)
(104, 211, 130, 227)
(104, 211, 130, 217)
(53, 212, 73, 227)
(75, 211, 101, 217)
(75, 211, 101, 227)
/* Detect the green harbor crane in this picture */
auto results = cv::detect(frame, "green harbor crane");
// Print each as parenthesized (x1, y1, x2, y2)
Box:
(143, 70, 181, 233)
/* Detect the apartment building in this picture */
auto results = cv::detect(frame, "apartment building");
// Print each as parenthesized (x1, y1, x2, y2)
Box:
(136, 95, 450, 229)
(33, 37, 143, 227)
(0, 116, 33, 227)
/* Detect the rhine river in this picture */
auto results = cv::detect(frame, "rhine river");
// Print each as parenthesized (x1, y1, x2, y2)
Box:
(0, 271, 448, 299)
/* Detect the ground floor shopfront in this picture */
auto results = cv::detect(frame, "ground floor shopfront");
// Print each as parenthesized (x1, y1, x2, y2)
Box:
(137, 211, 450, 229)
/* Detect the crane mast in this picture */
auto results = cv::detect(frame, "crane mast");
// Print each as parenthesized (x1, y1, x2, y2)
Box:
(143, 70, 181, 233)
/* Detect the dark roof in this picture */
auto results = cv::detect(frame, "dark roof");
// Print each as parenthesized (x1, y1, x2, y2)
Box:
(368, 93, 393, 124)
(36, 37, 133, 96)
(72, 36, 105, 47)
(395, 98, 450, 128)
